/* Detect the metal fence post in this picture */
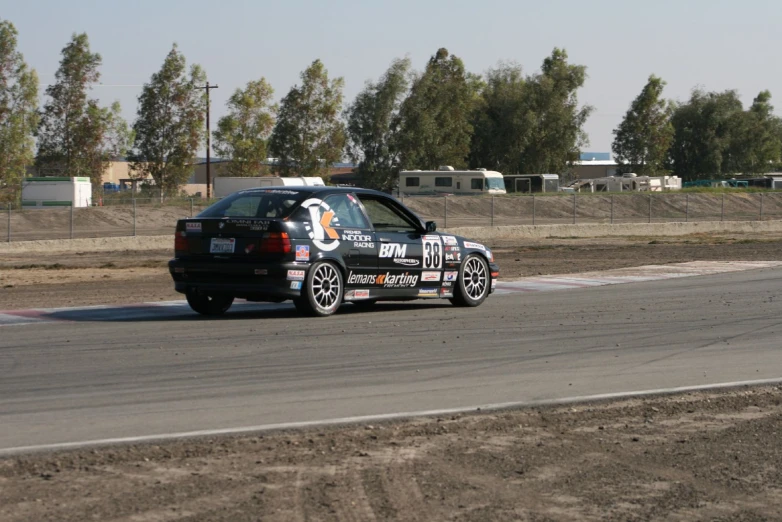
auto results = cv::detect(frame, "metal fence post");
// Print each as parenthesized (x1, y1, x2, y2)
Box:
(190, 197, 194, 218)
(685, 194, 689, 222)
(70, 203, 74, 239)
(133, 198, 137, 237)
(491, 196, 495, 227)
(444, 196, 448, 228)
(721, 193, 725, 222)
(572, 194, 577, 224)
(648, 194, 652, 223)
(610, 194, 614, 224)
(6, 205, 10, 242)
(759, 192, 764, 221)
(532, 195, 536, 226)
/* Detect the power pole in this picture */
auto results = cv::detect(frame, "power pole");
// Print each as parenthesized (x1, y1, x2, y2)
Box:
(196, 82, 219, 198)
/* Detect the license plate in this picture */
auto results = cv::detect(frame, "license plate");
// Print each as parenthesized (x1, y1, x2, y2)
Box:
(210, 237, 236, 254)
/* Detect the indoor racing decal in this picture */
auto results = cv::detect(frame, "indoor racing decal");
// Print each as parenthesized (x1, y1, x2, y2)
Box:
(301, 198, 341, 252)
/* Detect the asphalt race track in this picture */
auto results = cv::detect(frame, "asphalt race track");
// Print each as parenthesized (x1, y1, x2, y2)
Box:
(2, 264, 782, 454)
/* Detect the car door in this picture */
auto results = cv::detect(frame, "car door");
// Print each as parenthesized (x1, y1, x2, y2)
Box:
(356, 194, 442, 295)
(318, 193, 377, 274)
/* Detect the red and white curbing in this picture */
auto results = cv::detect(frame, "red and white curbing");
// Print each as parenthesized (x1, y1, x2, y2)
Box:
(1, 261, 780, 327)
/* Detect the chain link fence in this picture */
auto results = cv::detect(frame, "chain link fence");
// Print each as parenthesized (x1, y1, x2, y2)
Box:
(400, 192, 782, 228)
(2, 192, 782, 242)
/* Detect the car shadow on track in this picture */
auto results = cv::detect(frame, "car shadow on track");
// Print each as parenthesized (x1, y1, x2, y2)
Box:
(41, 301, 455, 323)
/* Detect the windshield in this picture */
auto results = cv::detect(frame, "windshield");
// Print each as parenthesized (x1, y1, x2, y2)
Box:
(486, 177, 505, 190)
(198, 190, 304, 218)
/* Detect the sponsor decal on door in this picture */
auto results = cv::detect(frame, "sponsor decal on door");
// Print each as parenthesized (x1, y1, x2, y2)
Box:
(421, 271, 441, 282)
(301, 198, 341, 252)
(379, 243, 407, 258)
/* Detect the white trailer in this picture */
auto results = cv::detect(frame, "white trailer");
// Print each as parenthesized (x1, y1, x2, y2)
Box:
(399, 166, 506, 196)
(562, 173, 682, 193)
(22, 177, 93, 208)
(213, 176, 325, 198)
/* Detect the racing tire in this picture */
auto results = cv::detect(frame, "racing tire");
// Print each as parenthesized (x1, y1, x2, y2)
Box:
(293, 262, 343, 317)
(450, 254, 490, 307)
(186, 289, 234, 316)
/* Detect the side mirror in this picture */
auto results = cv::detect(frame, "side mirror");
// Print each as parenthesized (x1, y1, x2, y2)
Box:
(425, 221, 437, 232)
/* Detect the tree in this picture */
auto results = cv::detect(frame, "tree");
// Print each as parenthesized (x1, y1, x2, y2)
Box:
(344, 57, 411, 191)
(612, 75, 674, 175)
(468, 62, 532, 173)
(213, 78, 276, 177)
(36, 33, 130, 186)
(0, 19, 38, 202)
(724, 91, 782, 174)
(130, 44, 206, 195)
(269, 60, 345, 177)
(396, 48, 474, 170)
(668, 89, 744, 179)
(517, 48, 592, 174)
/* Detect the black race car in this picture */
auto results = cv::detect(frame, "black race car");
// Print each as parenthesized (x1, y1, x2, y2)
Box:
(169, 186, 499, 317)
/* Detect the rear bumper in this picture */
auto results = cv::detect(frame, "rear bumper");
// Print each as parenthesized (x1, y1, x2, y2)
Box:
(169, 258, 305, 299)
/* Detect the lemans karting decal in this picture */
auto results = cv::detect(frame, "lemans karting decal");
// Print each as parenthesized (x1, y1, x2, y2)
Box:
(186, 222, 201, 232)
(301, 198, 341, 252)
(287, 269, 305, 281)
(347, 271, 419, 288)
(421, 271, 441, 282)
(463, 241, 486, 251)
(422, 235, 443, 269)
(295, 245, 310, 261)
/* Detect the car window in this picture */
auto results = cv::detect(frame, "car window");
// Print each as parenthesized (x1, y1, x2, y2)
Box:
(358, 196, 420, 232)
(324, 194, 369, 229)
(198, 192, 301, 218)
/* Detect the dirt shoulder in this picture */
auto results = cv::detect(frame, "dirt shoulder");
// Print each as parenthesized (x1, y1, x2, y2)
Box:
(2, 234, 782, 310)
(2, 386, 781, 521)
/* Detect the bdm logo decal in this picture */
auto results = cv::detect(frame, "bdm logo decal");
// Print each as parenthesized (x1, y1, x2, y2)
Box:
(301, 198, 341, 251)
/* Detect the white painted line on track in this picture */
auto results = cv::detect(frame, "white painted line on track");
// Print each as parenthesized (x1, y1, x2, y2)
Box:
(2, 377, 781, 457)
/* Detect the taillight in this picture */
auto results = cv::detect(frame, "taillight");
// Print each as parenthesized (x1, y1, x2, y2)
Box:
(175, 231, 188, 251)
(259, 232, 291, 254)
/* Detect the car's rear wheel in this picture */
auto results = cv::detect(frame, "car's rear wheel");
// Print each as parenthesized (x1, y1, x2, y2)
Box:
(293, 262, 343, 317)
(450, 254, 489, 307)
(186, 289, 234, 316)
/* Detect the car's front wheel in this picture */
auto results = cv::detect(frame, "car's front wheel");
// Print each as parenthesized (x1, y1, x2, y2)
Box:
(293, 262, 343, 317)
(450, 254, 490, 307)
(186, 289, 234, 316)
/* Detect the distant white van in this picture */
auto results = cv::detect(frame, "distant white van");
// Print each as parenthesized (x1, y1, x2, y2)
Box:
(399, 166, 506, 196)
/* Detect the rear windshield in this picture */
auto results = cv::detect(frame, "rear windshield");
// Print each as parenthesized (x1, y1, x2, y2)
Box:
(198, 190, 304, 219)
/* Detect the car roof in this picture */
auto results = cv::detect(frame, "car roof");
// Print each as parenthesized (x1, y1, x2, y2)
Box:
(243, 186, 391, 198)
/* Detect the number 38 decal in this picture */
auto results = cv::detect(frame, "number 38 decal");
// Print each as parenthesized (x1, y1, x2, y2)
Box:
(422, 235, 443, 269)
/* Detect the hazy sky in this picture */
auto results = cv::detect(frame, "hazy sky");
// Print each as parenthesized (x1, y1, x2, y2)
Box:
(5, 0, 782, 157)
